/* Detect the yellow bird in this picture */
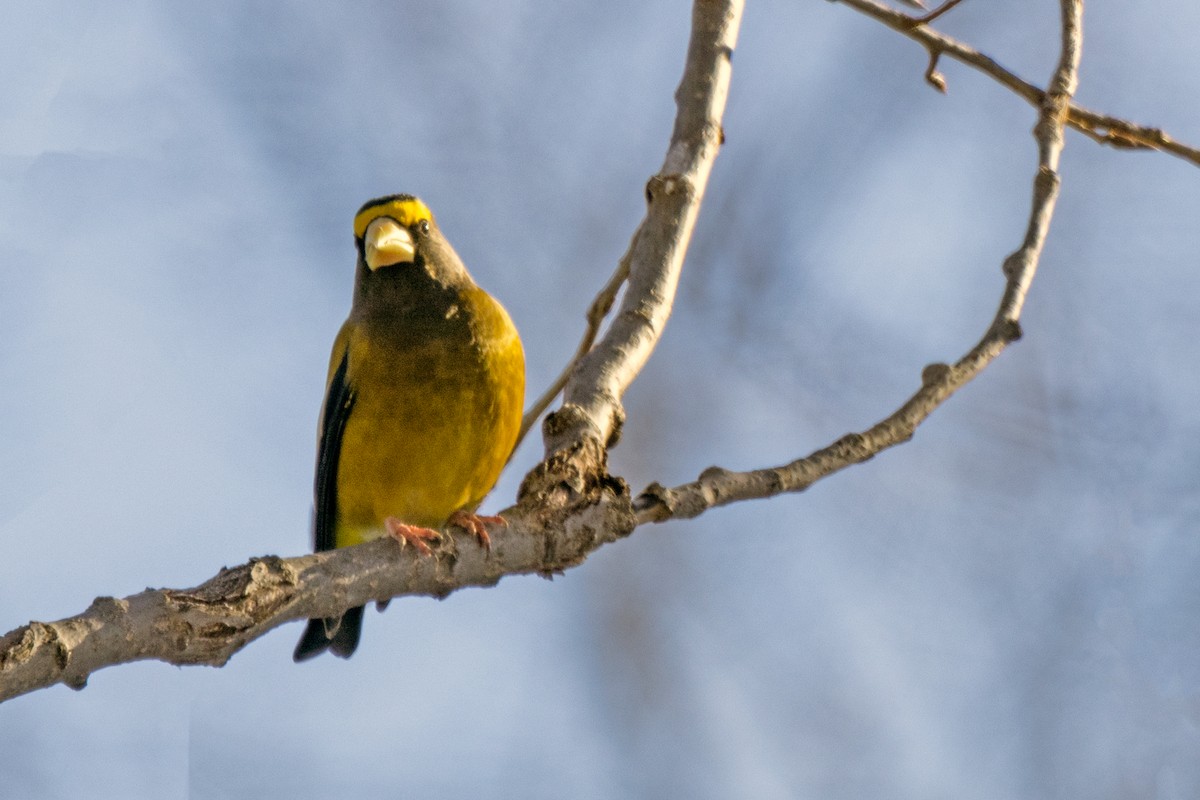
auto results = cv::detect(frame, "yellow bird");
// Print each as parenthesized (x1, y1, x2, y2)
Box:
(293, 194, 525, 662)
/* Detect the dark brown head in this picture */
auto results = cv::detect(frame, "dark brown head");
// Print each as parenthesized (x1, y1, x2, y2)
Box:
(350, 194, 473, 317)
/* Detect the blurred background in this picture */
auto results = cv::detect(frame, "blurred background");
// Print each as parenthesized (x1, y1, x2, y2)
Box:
(3, 1, 1199, 797)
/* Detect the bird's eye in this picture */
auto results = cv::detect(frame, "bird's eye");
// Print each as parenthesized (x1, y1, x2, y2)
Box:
(419, 220, 430, 236)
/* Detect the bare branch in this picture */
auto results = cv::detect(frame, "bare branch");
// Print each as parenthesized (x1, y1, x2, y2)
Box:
(0, 498, 634, 703)
(832, 0, 1200, 167)
(634, 0, 1084, 524)
(537, 0, 744, 462)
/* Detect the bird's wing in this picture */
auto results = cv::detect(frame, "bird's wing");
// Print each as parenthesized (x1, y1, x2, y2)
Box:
(313, 330, 355, 553)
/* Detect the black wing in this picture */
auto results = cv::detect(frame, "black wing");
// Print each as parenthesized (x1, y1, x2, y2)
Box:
(313, 348, 354, 552)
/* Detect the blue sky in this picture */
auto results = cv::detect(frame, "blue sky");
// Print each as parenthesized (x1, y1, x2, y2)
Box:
(3, 2, 1200, 798)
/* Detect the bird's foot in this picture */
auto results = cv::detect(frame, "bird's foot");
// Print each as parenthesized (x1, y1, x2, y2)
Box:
(384, 518, 441, 556)
(447, 510, 507, 553)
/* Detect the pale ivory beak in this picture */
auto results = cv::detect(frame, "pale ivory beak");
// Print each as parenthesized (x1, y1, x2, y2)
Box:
(364, 217, 415, 270)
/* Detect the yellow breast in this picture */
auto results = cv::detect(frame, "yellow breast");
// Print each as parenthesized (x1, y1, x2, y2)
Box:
(329, 288, 524, 548)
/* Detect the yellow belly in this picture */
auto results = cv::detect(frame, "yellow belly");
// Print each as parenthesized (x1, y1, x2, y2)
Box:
(330, 306, 523, 549)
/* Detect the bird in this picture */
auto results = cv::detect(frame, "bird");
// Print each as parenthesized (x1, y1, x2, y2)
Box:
(293, 194, 525, 662)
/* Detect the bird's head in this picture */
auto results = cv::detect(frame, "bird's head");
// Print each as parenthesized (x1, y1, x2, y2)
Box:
(349, 194, 474, 316)
(353, 194, 434, 271)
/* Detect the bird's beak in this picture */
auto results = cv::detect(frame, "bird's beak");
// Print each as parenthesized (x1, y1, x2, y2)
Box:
(364, 217, 415, 270)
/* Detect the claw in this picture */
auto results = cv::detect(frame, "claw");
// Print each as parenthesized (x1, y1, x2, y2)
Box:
(384, 518, 441, 556)
(447, 510, 506, 553)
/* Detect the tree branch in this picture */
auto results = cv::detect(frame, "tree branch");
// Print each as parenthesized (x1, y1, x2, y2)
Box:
(832, 0, 1200, 167)
(0, 498, 634, 703)
(634, 0, 1084, 523)
(533, 0, 743, 465)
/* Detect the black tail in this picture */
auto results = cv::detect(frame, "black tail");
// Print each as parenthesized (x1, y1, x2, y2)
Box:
(292, 605, 365, 662)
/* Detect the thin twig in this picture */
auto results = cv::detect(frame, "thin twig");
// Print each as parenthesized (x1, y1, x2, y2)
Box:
(635, 0, 1084, 524)
(833, 0, 1200, 167)
(906, 0, 964, 26)
(513, 237, 636, 452)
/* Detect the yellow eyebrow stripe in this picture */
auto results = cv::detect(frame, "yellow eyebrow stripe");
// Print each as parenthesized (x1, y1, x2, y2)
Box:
(353, 196, 433, 238)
